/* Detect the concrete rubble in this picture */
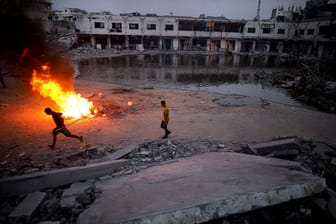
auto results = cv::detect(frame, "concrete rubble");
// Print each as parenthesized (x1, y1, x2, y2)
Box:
(247, 137, 300, 156)
(0, 137, 335, 223)
(77, 152, 325, 224)
(253, 65, 336, 113)
(8, 192, 46, 223)
(0, 159, 129, 197)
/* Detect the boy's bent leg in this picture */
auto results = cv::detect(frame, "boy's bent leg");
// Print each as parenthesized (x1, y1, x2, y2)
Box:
(66, 133, 83, 142)
(48, 134, 57, 150)
(61, 128, 82, 142)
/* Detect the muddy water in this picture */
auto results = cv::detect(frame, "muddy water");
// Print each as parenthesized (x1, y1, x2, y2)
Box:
(77, 54, 302, 106)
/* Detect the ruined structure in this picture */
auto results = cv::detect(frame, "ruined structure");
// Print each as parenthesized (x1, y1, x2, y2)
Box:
(49, 0, 336, 60)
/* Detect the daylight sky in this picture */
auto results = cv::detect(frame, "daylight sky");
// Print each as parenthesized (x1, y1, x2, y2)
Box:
(52, 0, 308, 20)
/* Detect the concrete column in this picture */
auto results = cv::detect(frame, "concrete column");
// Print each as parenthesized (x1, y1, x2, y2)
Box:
(205, 55, 209, 65)
(234, 40, 241, 53)
(317, 44, 324, 58)
(277, 42, 284, 54)
(220, 39, 226, 49)
(206, 39, 211, 51)
(72, 61, 80, 78)
(233, 55, 240, 66)
(252, 41, 256, 52)
(125, 36, 129, 49)
(264, 41, 271, 53)
(250, 56, 254, 66)
(306, 44, 313, 56)
(263, 56, 269, 65)
(172, 54, 178, 65)
(90, 36, 96, 48)
(219, 55, 225, 65)
(173, 38, 179, 51)
(107, 36, 111, 49)
(159, 38, 163, 50)
(158, 54, 162, 64)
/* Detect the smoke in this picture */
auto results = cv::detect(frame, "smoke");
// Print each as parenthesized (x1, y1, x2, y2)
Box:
(0, 0, 74, 89)
(0, 1, 46, 55)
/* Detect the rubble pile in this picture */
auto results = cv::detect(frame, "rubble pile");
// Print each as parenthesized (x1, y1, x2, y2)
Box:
(0, 137, 336, 223)
(243, 137, 336, 191)
(254, 65, 336, 112)
(0, 144, 110, 178)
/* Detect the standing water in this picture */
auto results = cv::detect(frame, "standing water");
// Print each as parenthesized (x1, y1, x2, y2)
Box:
(77, 54, 303, 107)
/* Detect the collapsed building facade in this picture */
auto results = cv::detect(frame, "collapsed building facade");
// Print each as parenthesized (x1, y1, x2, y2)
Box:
(49, 0, 336, 60)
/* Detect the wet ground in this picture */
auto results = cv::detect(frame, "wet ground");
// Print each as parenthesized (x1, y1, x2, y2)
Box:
(76, 54, 302, 107)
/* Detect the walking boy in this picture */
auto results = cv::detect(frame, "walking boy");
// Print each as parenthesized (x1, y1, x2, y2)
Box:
(160, 100, 171, 138)
(44, 107, 83, 149)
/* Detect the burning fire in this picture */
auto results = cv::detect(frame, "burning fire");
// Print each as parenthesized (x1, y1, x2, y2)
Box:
(31, 64, 96, 118)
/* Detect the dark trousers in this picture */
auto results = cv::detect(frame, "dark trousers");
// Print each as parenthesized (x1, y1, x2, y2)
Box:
(161, 121, 170, 136)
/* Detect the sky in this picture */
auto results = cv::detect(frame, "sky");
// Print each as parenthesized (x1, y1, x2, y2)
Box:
(52, 0, 308, 20)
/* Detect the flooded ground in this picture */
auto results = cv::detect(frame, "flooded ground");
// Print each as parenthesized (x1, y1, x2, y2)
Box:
(77, 54, 303, 107)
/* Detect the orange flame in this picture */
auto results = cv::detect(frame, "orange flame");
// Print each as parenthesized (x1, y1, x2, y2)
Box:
(31, 64, 96, 118)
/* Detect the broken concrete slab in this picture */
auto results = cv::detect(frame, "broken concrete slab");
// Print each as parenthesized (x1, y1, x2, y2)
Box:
(86, 143, 138, 163)
(9, 192, 46, 222)
(0, 159, 129, 198)
(61, 182, 93, 209)
(106, 144, 139, 160)
(60, 195, 78, 209)
(62, 182, 93, 198)
(77, 152, 325, 224)
(247, 138, 300, 155)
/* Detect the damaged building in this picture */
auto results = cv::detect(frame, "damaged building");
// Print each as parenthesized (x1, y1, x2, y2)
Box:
(49, 0, 336, 60)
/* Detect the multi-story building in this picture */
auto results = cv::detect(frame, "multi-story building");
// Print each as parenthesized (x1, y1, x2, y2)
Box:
(51, 0, 336, 60)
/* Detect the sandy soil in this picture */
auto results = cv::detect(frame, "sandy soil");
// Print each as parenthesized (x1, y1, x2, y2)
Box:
(1, 75, 336, 170)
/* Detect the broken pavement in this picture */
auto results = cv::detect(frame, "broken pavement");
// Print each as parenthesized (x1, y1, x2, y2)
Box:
(1, 137, 336, 223)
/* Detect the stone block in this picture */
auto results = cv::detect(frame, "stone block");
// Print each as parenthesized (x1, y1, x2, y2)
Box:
(9, 192, 46, 222)
(247, 138, 300, 155)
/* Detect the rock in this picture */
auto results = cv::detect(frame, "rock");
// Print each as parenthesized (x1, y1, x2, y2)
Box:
(98, 175, 112, 181)
(153, 156, 163, 161)
(328, 198, 336, 219)
(138, 151, 150, 156)
(312, 198, 328, 211)
(61, 182, 93, 209)
(140, 158, 152, 162)
(149, 143, 160, 157)
(331, 158, 336, 166)
(86, 145, 98, 152)
(167, 140, 176, 148)
(217, 144, 226, 149)
(0, 201, 14, 217)
(77, 194, 92, 206)
(60, 195, 78, 209)
(124, 170, 133, 175)
(265, 149, 299, 159)
(247, 138, 299, 155)
(18, 152, 26, 157)
(24, 168, 40, 174)
(44, 198, 59, 213)
(38, 221, 61, 224)
(9, 192, 47, 222)
(62, 182, 93, 198)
